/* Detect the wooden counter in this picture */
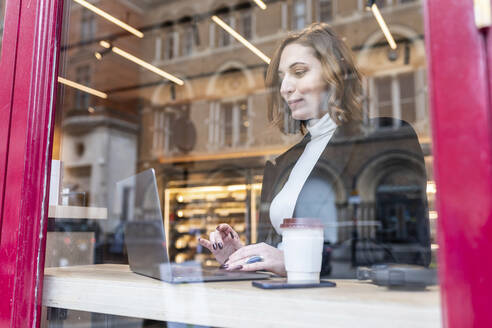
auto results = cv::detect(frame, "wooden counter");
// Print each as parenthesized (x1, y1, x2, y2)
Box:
(42, 264, 441, 328)
(48, 205, 107, 219)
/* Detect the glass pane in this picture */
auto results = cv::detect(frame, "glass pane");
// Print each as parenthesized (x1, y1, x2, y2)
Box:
(293, 0, 306, 30)
(319, 0, 333, 22)
(44, 0, 440, 326)
(399, 71, 415, 99)
(376, 76, 392, 102)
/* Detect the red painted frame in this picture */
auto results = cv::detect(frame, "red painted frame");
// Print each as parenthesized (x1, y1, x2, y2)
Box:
(0, 0, 21, 234)
(0, 0, 63, 327)
(424, 1, 492, 327)
(0, 0, 491, 327)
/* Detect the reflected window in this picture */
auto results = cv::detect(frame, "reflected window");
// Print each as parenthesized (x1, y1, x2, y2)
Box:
(319, 0, 334, 22)
(375, 75, 392, 119)
(293, 0, 307, 30)
(283, 111, 298, 134)
(163, 30, 176, 60)
(74, 65, 91, 110)
(373, 72, 417, 126)
(211, 99, 250, 148)
(153, 108, 177, 156)
(218, 16, 232, 47)
(46, 1, 438, 325)
(221, 102, 233, 147)
(240, 10, 253, 40)
(376, 168, 424, 245)
(182, 25, 194, 57)
(80, 8, 95, 42)
(399, 72, 417, 124)
(374, 0, 386, 8)
(238, 101, 249, 145)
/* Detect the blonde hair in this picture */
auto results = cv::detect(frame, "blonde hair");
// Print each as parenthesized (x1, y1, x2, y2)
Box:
(265, 23, 363, 134)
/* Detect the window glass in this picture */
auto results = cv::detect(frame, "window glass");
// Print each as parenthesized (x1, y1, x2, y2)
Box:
(319, 0, 334, 22)
(241, 10, 253, 40)
(80, 8, 95, 42)
(163, 29, 175, 60)
(218, 15, 231, 47)
(375, 75, 393, 118)
(182, 25, 194, 57)
(375, 0, 386, 8)
(399, 71, 417, 124)
(74, 65, 91, 109)
(293, 0, 307, 30)
(44, 0, 440, 326)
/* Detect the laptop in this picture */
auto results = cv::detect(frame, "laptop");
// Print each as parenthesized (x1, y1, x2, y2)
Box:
(117, 169, 270, 283)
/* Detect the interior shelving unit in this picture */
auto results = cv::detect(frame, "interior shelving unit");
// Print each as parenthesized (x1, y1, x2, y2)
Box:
(164, 180, 262, 266)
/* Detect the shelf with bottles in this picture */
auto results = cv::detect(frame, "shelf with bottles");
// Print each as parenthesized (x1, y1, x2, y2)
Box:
(164, 179, 262, 265)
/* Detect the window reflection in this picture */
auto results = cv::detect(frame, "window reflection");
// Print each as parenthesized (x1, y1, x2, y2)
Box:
(292, 0, 307, 30)
(50, 0, 435, 273)
(45, 0, 438, 326)
(319, 0, 334, 22)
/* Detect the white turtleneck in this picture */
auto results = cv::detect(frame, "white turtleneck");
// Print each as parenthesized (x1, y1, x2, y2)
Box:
(269, 113, 338, 243)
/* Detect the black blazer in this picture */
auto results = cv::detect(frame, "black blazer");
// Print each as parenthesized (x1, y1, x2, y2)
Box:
(257, 117, 431, 275)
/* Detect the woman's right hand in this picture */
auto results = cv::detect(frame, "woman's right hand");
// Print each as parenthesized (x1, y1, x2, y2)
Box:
(197, 223, 244, 264)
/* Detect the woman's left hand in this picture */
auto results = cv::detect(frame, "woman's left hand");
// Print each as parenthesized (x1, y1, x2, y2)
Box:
(225, 242, 286, 276)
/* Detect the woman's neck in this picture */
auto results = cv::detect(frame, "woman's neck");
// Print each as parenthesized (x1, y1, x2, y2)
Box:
(306, 113, 337, 138)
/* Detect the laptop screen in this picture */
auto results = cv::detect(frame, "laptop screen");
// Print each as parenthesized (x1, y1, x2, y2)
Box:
(116, 169, 173, 281)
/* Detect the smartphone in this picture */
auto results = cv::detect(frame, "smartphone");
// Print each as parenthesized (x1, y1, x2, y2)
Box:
(252, 279, 336, 289)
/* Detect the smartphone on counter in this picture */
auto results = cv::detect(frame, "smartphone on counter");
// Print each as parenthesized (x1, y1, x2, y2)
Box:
(252, 279, 336, 289)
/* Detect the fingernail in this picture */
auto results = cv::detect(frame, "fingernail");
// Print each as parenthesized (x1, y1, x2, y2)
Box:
(216, 225, 220, 230)
(218, 242, 223, 249)
(220, 264, 228, 269)
(213, 243, 217, 250)
(198, 237, 201, 241)
(230, 232, 234, 239)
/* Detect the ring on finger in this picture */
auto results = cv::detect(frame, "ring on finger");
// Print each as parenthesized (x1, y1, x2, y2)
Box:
(246, 256, 264, 264)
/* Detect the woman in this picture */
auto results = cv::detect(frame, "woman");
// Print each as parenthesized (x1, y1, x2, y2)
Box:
(198, 23, 430, 276)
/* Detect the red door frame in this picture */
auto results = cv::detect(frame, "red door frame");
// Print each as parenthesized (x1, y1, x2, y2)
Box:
(0, 0, 491, 327)
(425, 0, 492, 327)
(0, 0, 63, 327)
(0, 0, 21, 232)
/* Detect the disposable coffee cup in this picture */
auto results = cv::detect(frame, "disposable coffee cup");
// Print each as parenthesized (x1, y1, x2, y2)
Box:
(280, 218, 324, 284)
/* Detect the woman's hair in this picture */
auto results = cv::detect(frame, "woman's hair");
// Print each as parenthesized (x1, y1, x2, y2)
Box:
(265, 23, 363, 134)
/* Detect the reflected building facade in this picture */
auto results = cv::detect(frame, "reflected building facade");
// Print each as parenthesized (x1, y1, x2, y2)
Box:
(54, 0, 435, 270)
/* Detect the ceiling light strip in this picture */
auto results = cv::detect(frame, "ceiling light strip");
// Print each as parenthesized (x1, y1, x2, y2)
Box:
(72, 0, 144, 38)
(253, 0, 267, 10)
(371, 4, 397, 50)
(211, 15, 271, 64)
(58, 77, 108, 99)
(100, 41, 184, 85)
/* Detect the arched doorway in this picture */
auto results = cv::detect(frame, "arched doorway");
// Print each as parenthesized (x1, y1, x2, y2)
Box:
(356, 152, 428, 264)
(375, 167, 425, 246)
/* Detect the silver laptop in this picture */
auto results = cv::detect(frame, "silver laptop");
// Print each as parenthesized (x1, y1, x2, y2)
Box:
(117, 169, 270, 283)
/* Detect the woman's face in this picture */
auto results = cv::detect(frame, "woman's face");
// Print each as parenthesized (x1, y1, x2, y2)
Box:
(278, 43, 329, 121)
